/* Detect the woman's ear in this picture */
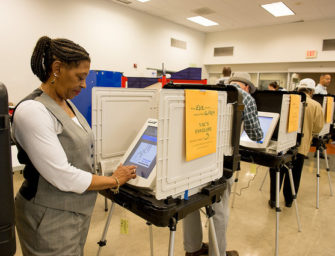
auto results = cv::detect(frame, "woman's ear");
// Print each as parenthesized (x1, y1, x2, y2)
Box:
(51, 60, 61, 77)
(246, 85, 250, 93)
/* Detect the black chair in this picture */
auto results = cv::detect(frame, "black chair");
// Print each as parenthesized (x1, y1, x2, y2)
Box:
(0, 82, 16, 256)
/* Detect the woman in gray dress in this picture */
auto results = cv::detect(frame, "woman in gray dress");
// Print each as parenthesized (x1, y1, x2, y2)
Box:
(13, 36, 136, 255)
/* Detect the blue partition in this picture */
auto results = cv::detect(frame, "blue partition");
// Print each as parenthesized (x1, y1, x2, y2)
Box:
(127, 77, 158, 88)
(126, 67, 203, 89)
(171, 67, 202, 80)
(71, 70, 122, 126)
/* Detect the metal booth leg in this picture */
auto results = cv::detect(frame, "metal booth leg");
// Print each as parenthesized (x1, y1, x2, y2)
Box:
(231, 171, 240, 208)
(206, 206, 220, 256)
(275, 167, 280, 256)
(97, 202, 115, 256)
(316, 149, 320, 209)
(168, 217, 177, 256)
(259, 168, 269, 191)
(147, 222, 154, 256)
(324, 150, 334, 196)
(104, 197, 108, 211)
(285, 165, 302, 232)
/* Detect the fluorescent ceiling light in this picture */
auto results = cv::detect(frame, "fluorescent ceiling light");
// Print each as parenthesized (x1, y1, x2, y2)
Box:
(137, 0, 150, 2)
(261, 2, 295, 17)
(187, 16, 218, 27)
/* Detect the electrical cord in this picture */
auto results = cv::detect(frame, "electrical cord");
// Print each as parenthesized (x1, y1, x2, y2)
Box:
(232, 164, 261, 197)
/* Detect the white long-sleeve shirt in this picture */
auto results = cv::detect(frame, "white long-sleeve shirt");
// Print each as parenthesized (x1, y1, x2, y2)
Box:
(315, 83, 327, 95)
(13, 100, 92, 194)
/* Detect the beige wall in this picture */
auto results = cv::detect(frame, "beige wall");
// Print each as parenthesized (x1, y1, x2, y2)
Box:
(203, 19, 335, 65)
(0, 0, 205, 103)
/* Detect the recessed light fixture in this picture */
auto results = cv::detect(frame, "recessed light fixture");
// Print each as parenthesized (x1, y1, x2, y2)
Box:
(187, 16, 218, 26)
(137, 0, 150, 2)
(261, 2, 295, 17)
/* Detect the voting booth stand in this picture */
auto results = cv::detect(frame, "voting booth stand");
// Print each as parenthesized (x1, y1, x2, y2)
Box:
(92, 84, 243, 256)
(311, 94, 334, 209)
(235, 91, 305, 256)
(330, 97, 335, 143)
(0, 83, 16, 256)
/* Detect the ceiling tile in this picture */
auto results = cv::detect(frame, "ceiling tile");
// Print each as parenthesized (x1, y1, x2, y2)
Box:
(109, 0, 335, 32)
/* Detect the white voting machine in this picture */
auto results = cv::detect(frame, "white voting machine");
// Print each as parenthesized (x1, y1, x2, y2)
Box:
(240, 112, 279, 149)
(121, 119, 157, 190)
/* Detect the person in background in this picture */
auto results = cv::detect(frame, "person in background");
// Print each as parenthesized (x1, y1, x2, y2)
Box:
(315, 74, 331, 95)
(12, 36, 137, 255)
(268, 81, 286, 91)
(268, 78, 324, 208)
(183, 72, 263, 256)
(314, 74, 331, 157)
(268, 81, 280, 91)
(217, 66, 232, 85)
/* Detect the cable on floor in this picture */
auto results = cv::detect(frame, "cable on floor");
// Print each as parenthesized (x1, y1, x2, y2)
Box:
(232, 164, 261, 197)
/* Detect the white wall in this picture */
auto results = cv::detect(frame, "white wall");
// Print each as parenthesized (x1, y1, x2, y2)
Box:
(204, 19, 335, 65)
(0, 0, 205, 103)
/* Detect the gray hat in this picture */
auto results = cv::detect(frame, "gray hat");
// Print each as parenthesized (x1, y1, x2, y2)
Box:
(228, 72, 256, 94)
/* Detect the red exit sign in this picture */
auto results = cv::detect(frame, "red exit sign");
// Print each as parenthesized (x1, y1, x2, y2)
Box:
(306, 50, 317, 58)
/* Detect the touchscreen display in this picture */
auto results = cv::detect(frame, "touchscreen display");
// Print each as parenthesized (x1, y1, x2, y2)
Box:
(240, 116, 274, 143)
(123, 126, 157, 179)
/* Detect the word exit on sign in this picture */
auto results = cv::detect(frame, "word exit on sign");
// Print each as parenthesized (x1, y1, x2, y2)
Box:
(306, 50, 317, 59)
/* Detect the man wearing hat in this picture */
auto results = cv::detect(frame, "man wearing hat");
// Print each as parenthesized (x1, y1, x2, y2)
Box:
(183, 72, 263, 256)
(268, 78, 324, 208)
(227, 72, 263, 141)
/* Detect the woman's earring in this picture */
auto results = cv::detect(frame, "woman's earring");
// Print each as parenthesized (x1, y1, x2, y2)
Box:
(51, 73, 57, 85)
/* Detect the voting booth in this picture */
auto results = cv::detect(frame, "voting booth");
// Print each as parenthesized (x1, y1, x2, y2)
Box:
(92, 86, 238, 200)
(311, 94, 334, 208)
(329, 95, 335, 148)
(93, 84, 243, 255)
(250, 91, 305, 154)
(237, 90, 306, 256)
(0, 83, 16, 256)
(312, 94, 334, 136)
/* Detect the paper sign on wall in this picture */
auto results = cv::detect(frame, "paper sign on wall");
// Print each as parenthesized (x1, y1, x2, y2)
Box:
(185, 90, 218, 161)
(287, 94, 300, 133)
(326, 96, 333, 123)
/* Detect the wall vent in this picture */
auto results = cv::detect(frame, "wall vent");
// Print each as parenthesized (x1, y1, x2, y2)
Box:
(214, 47, 234, 57)
(171, 38, 187, 50)
(192, 7, 215, 15)
(115, 0, 132, 4)
(323, 39, 335, 51)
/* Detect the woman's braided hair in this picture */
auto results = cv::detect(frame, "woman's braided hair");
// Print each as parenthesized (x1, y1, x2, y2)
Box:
(31, 36, 90, 82)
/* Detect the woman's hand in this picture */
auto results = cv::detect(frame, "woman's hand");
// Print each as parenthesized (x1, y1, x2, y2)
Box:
(87, 164, 137, 191)
(111, 164, 137, 186)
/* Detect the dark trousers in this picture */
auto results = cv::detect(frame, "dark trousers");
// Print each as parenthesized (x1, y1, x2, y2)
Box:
(269, 153, 305, 204)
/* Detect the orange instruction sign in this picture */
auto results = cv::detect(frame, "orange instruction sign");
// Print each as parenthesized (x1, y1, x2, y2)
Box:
(185, 90, 218, 161)
(287, 94, 300, 133)
(326, 96, 333, 123)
